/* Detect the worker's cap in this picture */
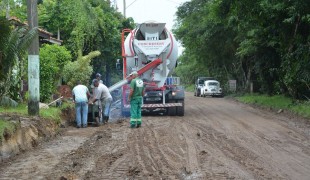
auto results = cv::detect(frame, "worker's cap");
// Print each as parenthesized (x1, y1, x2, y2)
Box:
(131, 71, 138, 76)
(92, 79, 99, 84)
(96, 73, 101, 77)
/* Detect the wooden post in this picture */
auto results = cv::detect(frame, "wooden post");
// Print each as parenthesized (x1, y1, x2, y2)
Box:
(27, 0, 40, 115)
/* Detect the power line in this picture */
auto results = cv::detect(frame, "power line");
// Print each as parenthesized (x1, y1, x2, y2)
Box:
(126, 0, 139, 9)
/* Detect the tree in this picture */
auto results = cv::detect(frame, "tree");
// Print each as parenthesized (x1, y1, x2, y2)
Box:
(174, 0, 310, 98)
(39, 0, 132, 86)
(0, 16, 37, 105)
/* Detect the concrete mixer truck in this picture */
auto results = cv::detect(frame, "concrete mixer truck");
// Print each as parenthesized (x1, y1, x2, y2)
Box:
(109, 21, 184, 116)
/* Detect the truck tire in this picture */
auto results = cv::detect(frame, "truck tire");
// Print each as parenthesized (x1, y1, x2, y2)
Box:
(167, 100, 176, 116)
(176, 100, 184, 116)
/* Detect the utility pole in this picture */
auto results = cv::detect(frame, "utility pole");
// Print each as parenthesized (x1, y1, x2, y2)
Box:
(27, 0, 40, 115)
(123, 0, 126, 17)
(5, 0, 10, 19)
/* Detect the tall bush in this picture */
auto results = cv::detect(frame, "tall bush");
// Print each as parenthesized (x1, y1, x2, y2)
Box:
(40, 44, 71, 102)
(63, 50, 101, 88)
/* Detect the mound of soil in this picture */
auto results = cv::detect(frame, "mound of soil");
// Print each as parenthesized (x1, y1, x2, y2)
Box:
(0, 114, 59, 162)
(58, 85, 72, 99)
(60, 106, 76, 127)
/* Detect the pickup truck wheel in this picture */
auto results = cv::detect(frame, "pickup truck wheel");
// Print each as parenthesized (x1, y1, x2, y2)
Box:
(176, 100, 184, 116)
(196, 89, 201, 97)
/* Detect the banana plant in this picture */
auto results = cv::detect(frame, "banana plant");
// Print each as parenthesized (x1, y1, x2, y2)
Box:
(0, 17, 37, 106)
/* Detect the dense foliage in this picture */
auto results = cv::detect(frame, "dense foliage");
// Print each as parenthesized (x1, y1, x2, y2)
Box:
(63, 50, 100, 88)
(0, 16, 37, 103)
(39, 44, 71, 102)
(37, 0, 134, 86)
(174, 0, 310, 99)
(0, 0, 134, 103)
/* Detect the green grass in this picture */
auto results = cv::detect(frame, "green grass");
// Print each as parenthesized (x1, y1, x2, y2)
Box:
(0, 103, 63, 140)
(237, 94, 310, 119)
(0, 104, 28, 116)
(0, 104, 62, 122)
(184, 84, 195, 92)
(40, 107, 62, 123)
(290, 103, 310, 119)
(0, 104, 61, 123)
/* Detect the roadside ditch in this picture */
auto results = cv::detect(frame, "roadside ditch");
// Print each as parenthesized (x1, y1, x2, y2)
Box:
(0, 106, 75, 162)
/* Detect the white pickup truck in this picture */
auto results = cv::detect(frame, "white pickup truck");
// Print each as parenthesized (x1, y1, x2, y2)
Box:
(201, 80, 223, 97)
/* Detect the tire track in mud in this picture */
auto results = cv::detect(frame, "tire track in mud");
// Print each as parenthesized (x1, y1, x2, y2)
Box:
(213, 98, 310, 178)
(126, 117, 187, 179)
(69, 123, 137, 180)
(186, 98, 274, 179)
(186, 94, 310, 179)
(44, 130, 112, 179)
(33, 117, 205, 180)
(1, 93, 310, 180)
(193, 121, 274, 179)
(0, 128, 98, 179)
(44, 122, 132, 180)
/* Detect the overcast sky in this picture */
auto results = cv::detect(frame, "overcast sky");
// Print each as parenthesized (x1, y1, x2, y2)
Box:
(115, 0, 190, 31)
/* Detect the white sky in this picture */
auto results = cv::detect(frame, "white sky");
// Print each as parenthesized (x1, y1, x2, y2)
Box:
(115, 0, 190, 31)
(115, 0, 190, 55)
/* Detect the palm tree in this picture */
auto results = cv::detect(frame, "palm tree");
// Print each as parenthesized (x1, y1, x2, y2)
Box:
(0, 16, 37, 106)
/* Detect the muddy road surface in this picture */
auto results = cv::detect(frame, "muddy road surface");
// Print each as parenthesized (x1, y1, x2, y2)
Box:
(1, 92, 310, 180)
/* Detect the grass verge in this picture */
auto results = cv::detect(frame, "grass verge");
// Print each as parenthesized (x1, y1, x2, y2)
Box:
(236, 94, 310, 119)
(184, 84, 195, 92)
(0, 104, 62, 122)
(0, 103, 63, 141)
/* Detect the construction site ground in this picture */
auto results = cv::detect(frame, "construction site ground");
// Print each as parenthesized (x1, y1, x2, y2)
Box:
(0, 92, 310, 180)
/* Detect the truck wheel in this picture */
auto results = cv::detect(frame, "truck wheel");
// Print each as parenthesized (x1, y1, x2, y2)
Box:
(167, 100, 176, 116)
(176, 100, 184, 116)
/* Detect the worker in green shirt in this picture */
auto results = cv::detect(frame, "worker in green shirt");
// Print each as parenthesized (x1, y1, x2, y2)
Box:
(128, 71, 145, 128)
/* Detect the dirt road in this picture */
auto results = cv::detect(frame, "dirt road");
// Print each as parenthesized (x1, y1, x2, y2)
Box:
(1, 92, 310, 179)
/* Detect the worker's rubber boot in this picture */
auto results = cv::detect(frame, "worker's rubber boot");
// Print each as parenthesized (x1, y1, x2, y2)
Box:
(95, 117, 100, 127)
(136, 123, 141, 128)
(130, 119, 136, 128)
(136, 119, 141, 128)
(103, 116, 109, 123)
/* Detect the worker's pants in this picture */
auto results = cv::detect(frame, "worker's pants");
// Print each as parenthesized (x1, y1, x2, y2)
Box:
(103, 97, 112, 118)
(130, 97, 142, 127)
(75, 101, 88, 127)
(99, 97, 112, 123)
